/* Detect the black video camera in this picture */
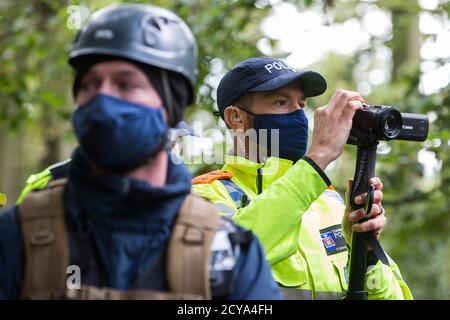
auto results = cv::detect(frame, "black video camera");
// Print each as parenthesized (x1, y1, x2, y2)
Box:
(346, 104, 429, 300)
(348, 104, 429, 145)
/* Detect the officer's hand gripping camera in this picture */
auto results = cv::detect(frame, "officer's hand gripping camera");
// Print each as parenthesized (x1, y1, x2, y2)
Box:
(346, 104, 428, 300)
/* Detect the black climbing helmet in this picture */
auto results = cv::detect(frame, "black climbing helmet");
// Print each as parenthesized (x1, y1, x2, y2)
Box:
(69, 4, 198, 118)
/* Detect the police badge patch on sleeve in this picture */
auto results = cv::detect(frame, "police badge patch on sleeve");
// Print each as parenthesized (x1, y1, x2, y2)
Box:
(319, 225, 347, 256)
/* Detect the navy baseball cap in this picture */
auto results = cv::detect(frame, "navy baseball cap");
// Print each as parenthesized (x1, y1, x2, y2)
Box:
(216, 57, 327, 118)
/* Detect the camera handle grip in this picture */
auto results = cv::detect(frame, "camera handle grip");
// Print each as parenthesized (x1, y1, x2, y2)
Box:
(349, 144, 377, 211)
(346, 144, 377, 300)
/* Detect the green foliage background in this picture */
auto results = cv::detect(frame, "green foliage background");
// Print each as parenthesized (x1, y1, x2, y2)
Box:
(0, 0, 449, 299)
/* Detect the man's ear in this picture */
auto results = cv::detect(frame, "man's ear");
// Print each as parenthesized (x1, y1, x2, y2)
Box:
(223, 106, 244, 129)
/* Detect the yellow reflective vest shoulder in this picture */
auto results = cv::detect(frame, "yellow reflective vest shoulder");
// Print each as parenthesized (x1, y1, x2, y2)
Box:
(16, 159, 72, 205)
(0, 193, 6, 207)
(192, 155, 413, 300)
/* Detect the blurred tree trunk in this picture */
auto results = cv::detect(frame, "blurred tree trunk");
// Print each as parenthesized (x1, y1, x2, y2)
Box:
(0, 127, 27, 203)
(37, 2, 61, 169)
(390, 3, 420, 82)
(40, 105, 61, 168)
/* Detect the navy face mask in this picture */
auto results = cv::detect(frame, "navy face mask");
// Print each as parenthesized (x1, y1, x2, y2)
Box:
(242, 108, 309, 163)
(72, 94, 168, 172)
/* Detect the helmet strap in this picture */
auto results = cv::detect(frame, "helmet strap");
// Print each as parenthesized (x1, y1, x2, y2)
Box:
(161, 70, 175, 127)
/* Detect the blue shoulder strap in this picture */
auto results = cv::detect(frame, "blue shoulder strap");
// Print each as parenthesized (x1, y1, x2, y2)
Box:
(48, 159, 71, 180)
(219, 179, 249, 209)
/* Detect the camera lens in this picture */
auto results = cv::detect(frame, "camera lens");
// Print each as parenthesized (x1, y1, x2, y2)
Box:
(385, 115, 396, 132)
(381, 110, 402, 139)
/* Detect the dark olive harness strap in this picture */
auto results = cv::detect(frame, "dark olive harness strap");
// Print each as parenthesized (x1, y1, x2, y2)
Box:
(19, 179, 70, 299)
(19, 180, 220, 300)
(167, 194, 220, 299)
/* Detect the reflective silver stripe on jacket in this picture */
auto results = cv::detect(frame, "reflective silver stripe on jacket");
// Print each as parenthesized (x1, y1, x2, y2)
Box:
(281, 287, 344, 300)
(215, 202, 236, 217)
(323, 189, 345, 205)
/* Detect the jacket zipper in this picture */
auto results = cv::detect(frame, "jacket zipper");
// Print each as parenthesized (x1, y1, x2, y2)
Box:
(256, 158, 267, 195)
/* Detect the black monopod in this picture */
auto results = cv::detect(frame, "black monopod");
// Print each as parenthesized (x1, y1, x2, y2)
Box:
(346, 104, 428, 300)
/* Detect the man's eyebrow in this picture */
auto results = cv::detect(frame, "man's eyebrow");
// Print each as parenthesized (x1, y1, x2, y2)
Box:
(81, 70, 98, 80)
(265, 89, 306, 101)
(280, 88, 307, 101)
(262, 90, 290, 99)
(114, 70, 141, 77)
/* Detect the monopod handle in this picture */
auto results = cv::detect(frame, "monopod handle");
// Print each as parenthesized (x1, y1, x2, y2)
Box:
(349, 145, 377, 211)
(346, 144, 377, 300)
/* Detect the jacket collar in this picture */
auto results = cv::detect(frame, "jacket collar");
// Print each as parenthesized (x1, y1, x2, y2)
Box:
(222, 155, 294, 195)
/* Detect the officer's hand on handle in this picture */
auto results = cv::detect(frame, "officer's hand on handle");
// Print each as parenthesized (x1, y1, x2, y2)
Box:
(306, 89, 364, 171)
(343, 177, 387, 245)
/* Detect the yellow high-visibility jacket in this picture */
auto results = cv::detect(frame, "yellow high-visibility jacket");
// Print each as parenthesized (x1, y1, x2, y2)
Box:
(192, 155, 412, 300)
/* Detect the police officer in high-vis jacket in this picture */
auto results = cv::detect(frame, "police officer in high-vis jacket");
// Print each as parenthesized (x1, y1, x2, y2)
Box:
(0, 5, 281, 300)
(192, 57, 413, 299)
